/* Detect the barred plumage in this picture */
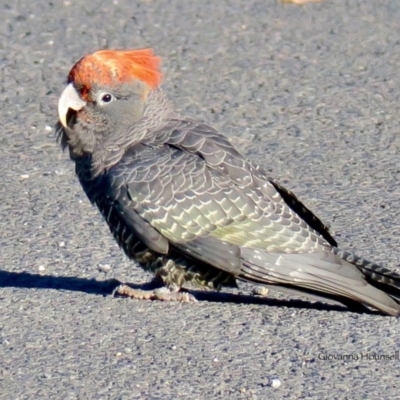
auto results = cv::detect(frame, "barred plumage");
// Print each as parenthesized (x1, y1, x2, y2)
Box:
(56, 48, 400, 316)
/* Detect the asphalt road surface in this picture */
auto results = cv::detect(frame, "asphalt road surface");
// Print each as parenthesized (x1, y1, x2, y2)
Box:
(1, 0, 400, 398)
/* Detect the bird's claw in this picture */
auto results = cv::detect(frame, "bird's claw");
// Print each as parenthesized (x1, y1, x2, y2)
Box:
(113, 284, 198, 303)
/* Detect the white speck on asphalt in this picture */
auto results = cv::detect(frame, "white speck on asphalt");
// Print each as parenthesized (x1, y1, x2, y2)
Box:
(271, 378, 282, 389)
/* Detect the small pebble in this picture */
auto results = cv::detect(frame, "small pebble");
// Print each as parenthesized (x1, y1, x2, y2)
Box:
(38, 265, 45, 272)
(271, 378, 281, 389)
(98, 264, 111, 272)
(252, 286, 269, 296)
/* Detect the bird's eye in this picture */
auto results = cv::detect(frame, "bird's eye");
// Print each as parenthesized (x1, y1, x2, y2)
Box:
(101, 94, 113, 103)
(97, 92, 115, 105)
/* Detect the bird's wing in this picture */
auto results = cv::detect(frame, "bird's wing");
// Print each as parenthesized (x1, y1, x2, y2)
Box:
(105, 137, 331, 272)
(146, 118, 337, 247)
(103, 128, 399, 315)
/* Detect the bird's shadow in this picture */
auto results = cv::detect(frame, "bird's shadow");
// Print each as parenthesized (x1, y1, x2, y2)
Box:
(0, 269, 377, 315)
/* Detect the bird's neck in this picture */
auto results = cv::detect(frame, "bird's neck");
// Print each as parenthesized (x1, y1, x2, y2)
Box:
(144, 88, 175, 122)
(88, 88, 175, 178)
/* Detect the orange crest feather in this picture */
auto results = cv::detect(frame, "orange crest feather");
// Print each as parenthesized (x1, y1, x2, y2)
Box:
(68, 49, 162, 97)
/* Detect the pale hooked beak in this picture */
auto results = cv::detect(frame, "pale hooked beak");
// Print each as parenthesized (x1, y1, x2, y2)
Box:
(58, 83, 87, 128)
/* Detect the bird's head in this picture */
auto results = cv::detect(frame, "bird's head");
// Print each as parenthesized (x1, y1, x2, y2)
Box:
(57, 48, 164, 158)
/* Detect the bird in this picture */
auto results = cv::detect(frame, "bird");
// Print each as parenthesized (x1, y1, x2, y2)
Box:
(56, 48, 400, 316)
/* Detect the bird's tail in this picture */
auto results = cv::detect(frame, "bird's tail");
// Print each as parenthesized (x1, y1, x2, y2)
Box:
(333, 248, 400, 304)
(239, 248, 400, 316)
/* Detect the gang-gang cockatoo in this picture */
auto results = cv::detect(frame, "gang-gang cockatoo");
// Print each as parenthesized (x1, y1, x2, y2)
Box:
(56, 48, 400, 316)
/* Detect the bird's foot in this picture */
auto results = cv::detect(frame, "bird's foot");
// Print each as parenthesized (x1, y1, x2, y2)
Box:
(113, 283, 198, 303)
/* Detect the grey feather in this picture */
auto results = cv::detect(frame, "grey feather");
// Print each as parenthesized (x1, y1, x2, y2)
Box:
(60, 87, 400, 316)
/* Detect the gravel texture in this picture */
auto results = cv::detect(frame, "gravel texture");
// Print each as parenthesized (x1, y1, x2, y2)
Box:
(1, 0, 400, 398)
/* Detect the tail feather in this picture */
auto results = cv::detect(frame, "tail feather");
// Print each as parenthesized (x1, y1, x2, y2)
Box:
(334, 248, 400, 302)
(239, 248, 400, 317)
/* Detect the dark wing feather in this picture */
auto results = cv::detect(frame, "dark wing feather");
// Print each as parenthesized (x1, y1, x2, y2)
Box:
(268, 179, 337, 247)
(100, 121, 400, 315)
(149, 119, 337, 245)
(99, 161, 169, 255)
(118, 143, 330, 254)
(102, 137, 331, 276)
(239, 249, 400, 316)
(173, 235, 242, 274)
